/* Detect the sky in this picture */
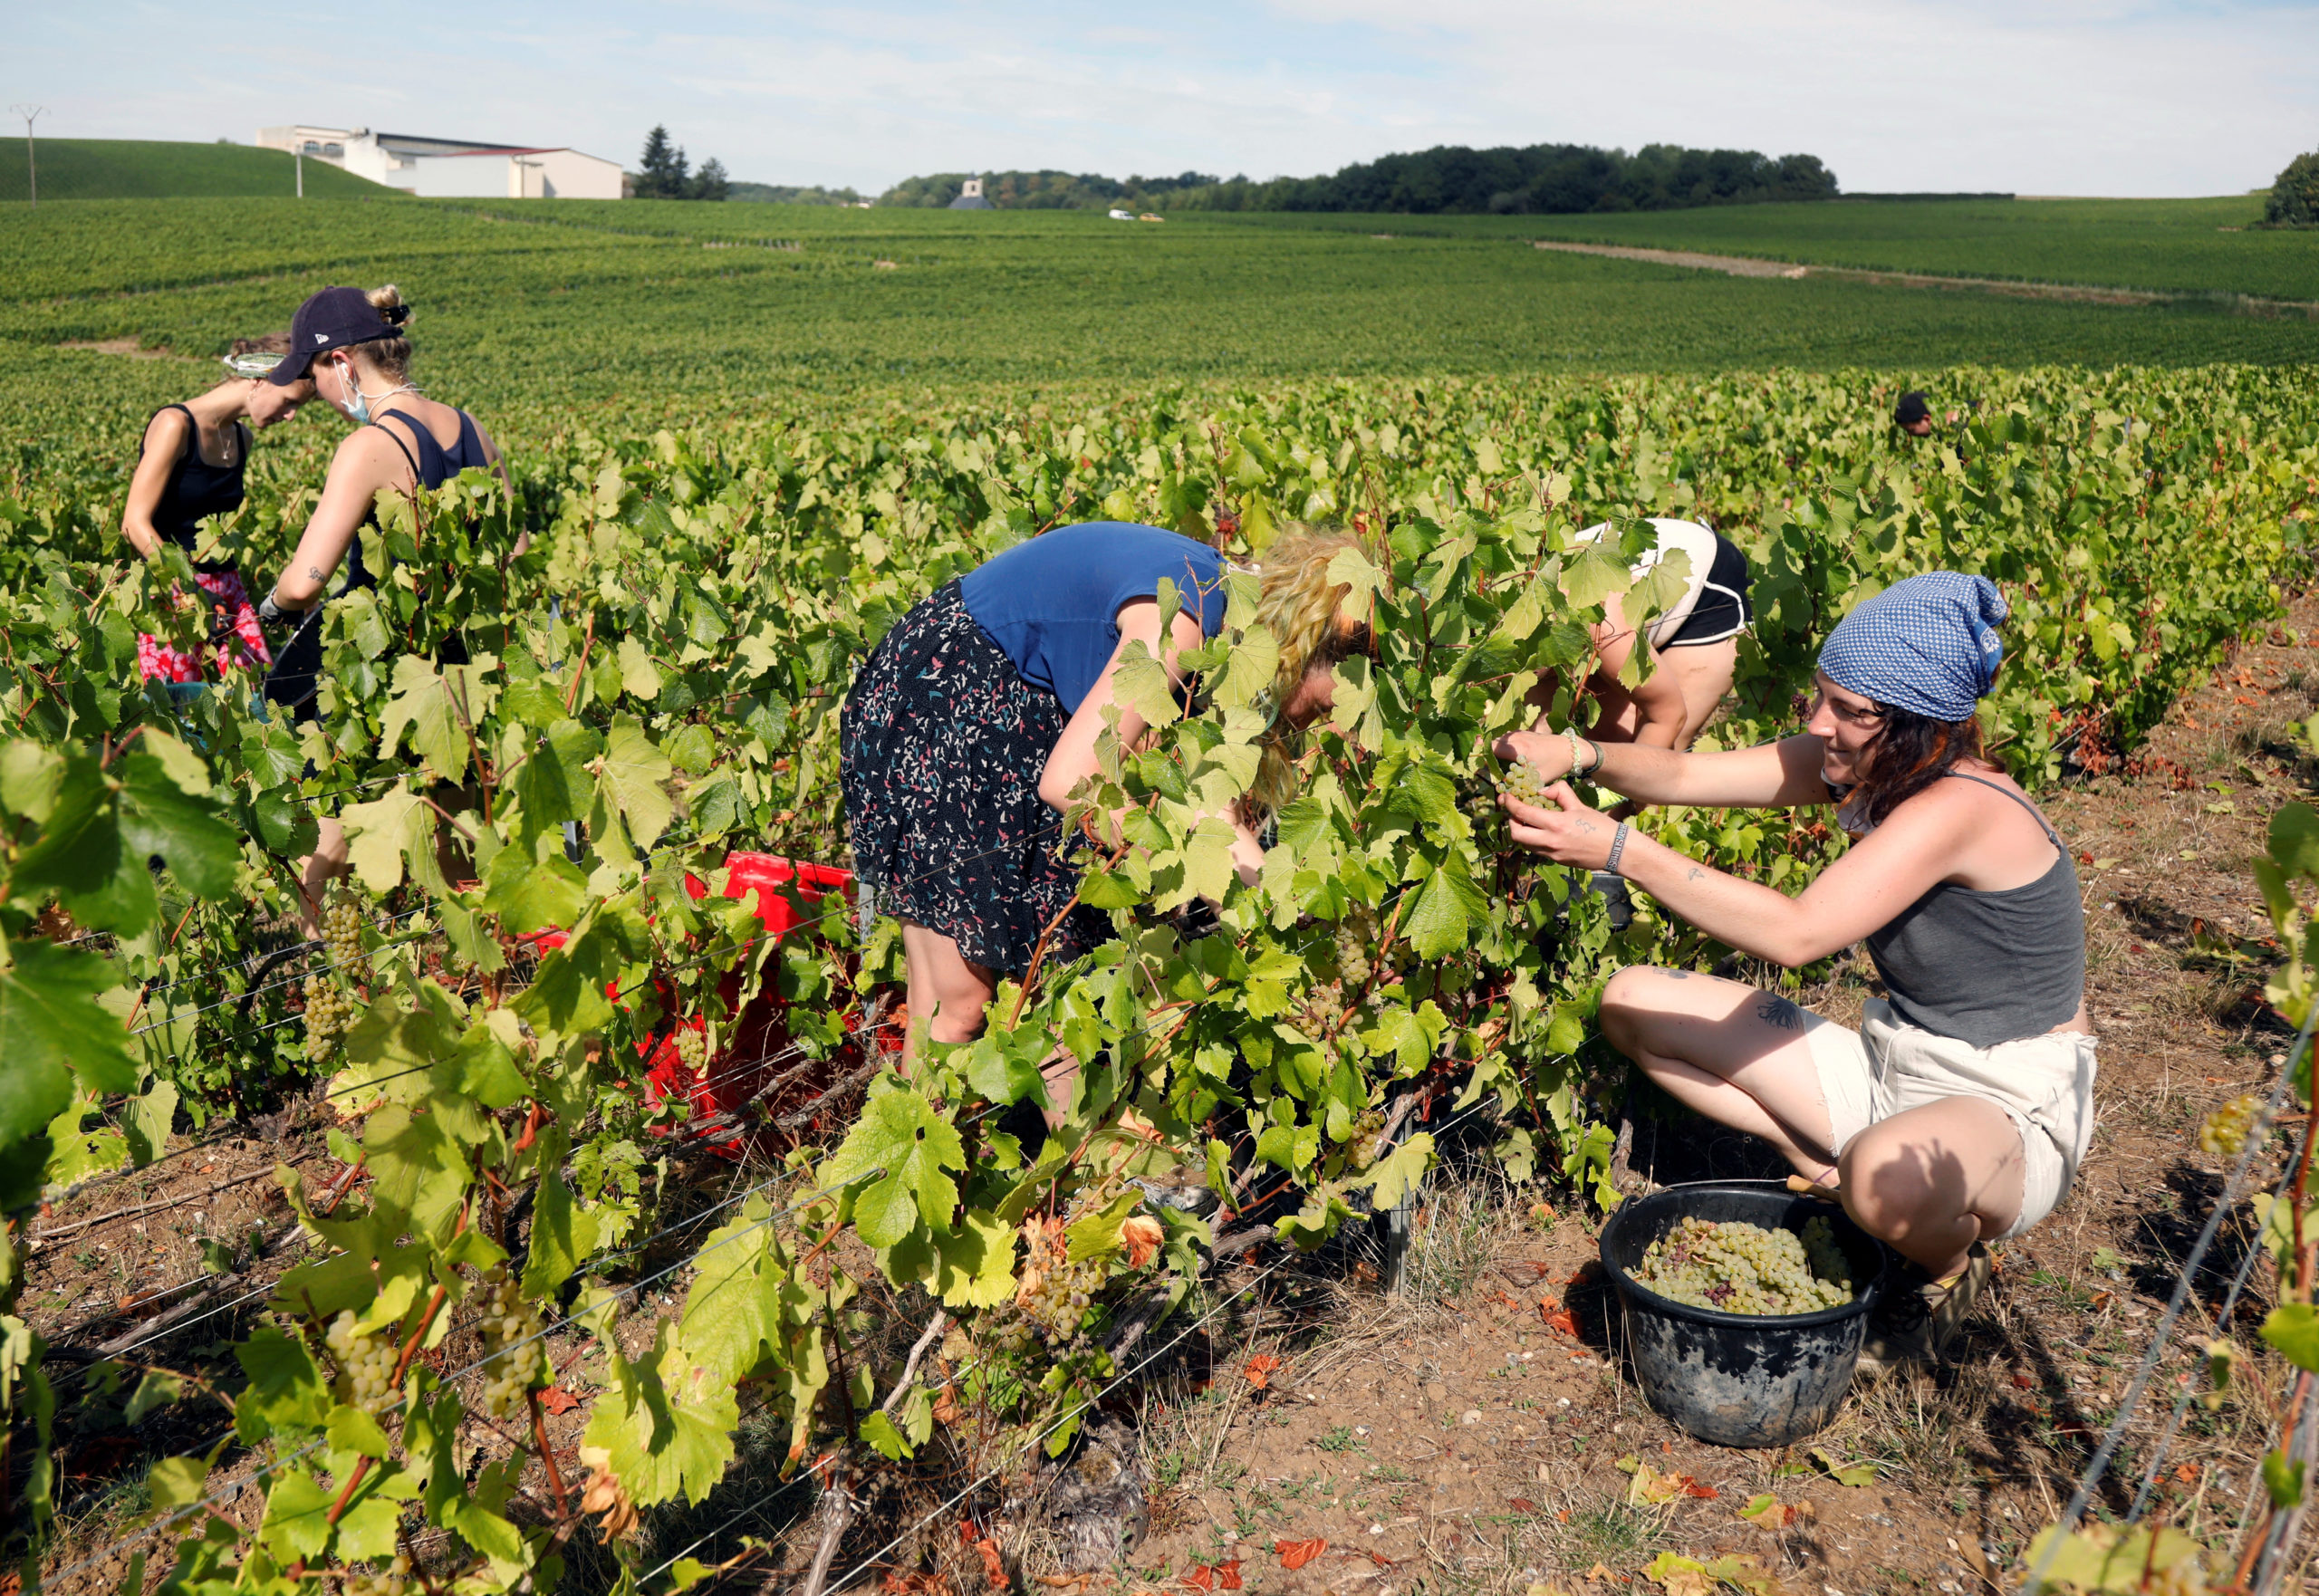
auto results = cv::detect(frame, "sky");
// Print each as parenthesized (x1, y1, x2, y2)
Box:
(9, 0, 2317, 197)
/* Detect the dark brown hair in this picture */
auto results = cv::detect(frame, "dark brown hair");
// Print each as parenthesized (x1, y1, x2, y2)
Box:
(1852, 705, 1987, 827)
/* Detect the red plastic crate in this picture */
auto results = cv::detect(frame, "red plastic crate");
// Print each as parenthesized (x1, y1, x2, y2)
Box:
(517, 851, 898, 1157)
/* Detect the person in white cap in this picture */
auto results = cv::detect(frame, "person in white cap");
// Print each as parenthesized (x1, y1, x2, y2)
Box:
(1561, 516, 1753, 755)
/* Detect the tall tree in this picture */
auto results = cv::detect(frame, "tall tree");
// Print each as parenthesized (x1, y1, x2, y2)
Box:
(635, 125, 689, 199)
(2267, 151, 2319, 227)
(689, 157, 730, 203)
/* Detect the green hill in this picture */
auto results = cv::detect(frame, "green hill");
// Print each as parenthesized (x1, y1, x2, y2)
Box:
(1521, 196, 2318, 303)
(0, 139, 394, 203)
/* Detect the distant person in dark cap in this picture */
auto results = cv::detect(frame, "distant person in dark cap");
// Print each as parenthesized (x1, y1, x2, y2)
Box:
(1894, 391, 1935, 437)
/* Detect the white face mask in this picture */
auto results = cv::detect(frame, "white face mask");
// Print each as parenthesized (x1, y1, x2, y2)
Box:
(332, 354, 414, 425)
(332, 357, 372, 424)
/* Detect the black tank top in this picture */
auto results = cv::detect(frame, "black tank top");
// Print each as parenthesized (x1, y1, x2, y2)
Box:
(140, 404, 248, 572)
(342, 406, 492, 590)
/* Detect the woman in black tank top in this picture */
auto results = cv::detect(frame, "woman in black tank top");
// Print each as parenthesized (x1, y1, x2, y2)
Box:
(247, 284, 515, 935)
(120, 344, 311, 683)
(1493, 572, 2094, 1370)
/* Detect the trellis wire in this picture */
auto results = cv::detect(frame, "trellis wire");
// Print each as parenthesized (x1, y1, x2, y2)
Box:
(37, 1162, 884, 1591)
(809, 1093, 1501, 1596)
(2022, 1015, 2315, 1594)
(2125, 1113, 2314, 1521)
(644, 1093, 1495, 1594)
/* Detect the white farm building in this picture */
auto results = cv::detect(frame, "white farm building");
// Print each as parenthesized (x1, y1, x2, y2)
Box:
(255, 126, 624, 200)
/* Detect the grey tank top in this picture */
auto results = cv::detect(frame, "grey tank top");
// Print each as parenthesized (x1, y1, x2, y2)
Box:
(1858, 774, 2085, 1050)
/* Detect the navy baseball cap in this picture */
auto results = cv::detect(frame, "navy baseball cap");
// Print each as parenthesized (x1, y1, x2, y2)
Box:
(265, 287, 406, 385)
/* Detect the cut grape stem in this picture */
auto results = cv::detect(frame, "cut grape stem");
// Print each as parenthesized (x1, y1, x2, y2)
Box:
(528, 1385, 572, 1520)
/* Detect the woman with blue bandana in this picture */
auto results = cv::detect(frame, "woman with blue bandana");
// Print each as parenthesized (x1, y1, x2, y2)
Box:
(1496, 572, 2092, 1371)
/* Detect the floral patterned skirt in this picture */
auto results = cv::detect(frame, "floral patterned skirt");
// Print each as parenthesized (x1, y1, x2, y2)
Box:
(839, 582, 1111, 975)
(136, 568, 273, 683)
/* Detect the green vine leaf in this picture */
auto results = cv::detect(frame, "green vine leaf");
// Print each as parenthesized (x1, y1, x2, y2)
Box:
(823, 1082, 965, 1248)
(2259, 1302, 2319, 1373)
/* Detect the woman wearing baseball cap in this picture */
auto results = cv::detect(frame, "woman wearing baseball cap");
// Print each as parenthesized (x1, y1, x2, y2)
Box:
(1496, 573, 2093, 1371)
(253, 284, 515, 931)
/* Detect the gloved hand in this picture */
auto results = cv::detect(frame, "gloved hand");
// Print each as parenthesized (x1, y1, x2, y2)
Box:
(255, 591, 299, 633)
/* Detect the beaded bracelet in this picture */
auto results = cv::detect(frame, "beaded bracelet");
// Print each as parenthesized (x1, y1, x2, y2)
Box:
(1563, 725, 1603, 780)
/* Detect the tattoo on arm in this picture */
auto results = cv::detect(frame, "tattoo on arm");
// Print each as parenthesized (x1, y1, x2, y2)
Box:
(1755, 994, 1804, 1032)
(308, 566, 323, 582)
(1686, 866, 1706, 882)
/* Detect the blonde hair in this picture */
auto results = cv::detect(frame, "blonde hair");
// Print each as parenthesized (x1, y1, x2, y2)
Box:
(355, 284, 415, 380)
(1242, 524, 1379, 814)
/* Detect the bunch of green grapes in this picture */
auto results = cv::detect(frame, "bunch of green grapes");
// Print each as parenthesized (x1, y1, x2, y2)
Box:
(303, 974, 353, 1062)
(303, 893, 369, 1062)
(670, 1024, 709, 1077)
(2199, 1094, 2263, 1158)
(342, 1557, 412, 1596)
(1333, 903, 1380, 989)
(1633, 1216, 1854, 1315)
(473, 1267, 547, 1418)
(1029, 1256, 1104, 1349)
(322, 893, 365, 965)
(983, 1267, 1102, 1359)
(324, 1311, 399, 1411)
(1498, 753, 1550, 805)
(1297, 977, 1348, 1034)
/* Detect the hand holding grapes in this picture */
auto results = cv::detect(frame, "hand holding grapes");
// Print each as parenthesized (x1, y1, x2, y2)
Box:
(1496, 774, 1620, 870)
(1494, 728, 1578, 786)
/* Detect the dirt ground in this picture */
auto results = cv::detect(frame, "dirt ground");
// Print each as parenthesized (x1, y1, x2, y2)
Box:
(1102, 612, 2319, 1594)
(26, 600, 2319, 1594)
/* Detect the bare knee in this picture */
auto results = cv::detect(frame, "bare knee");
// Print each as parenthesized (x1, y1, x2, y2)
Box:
(926, 970, 996, 1044)
(1838, 1129, 1961, 1244)
(926, 992, 989, 1045)
(1600, 966, 1683, 1063)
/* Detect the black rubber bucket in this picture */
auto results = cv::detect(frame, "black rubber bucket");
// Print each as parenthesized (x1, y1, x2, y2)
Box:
(1598, 1180, 1890, 1448)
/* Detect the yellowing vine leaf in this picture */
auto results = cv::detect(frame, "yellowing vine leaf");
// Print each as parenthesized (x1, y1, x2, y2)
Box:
(932, 1208, 1018, 1308)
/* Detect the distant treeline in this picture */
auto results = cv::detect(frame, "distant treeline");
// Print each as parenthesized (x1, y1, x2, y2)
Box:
(1166, 143, 1838, 214)
(875, 144, 1839, 216)
(729, 181, 868, 207)
(879, 170, 1219, 209)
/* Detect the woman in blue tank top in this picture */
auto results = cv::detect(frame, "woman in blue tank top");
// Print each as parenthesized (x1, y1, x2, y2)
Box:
(841, 522, 1375, 1091)
(250, 284, 516, 933)
(1496, 572, 2093, 1372)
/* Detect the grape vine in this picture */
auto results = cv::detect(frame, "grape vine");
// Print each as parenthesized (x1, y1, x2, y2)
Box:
(0, 367, 2311, 1592)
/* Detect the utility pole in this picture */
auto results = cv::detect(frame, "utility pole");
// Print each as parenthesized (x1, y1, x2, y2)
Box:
(295, 142, 303, 198)
(9, 105, 42, 207)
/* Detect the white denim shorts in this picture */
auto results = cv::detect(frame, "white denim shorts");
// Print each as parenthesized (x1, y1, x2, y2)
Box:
(1802, 996, 2098, 1240)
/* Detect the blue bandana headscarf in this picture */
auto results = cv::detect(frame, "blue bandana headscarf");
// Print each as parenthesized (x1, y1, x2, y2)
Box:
(1817, 572, 2007, 723)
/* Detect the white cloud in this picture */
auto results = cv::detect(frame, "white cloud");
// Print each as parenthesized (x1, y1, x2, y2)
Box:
(9, 0, 2314, 196)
